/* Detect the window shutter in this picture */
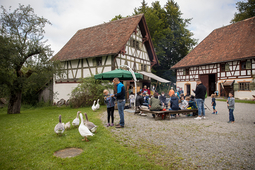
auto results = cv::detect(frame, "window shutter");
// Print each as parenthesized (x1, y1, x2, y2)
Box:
(246, 60, 251, 69)
(250, 82, 255, 90)
(233, 83, 239, 91)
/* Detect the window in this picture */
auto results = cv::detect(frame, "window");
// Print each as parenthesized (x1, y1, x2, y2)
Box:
(240, 60, 251, 70)
(93, 57, 102, 66)
(241, 61, 246, 69)
(225, 63, 230, 71)
(144, 65, 147, 72)
(130, 37, 140, 50)
(221, 64, 225, 72)
(239, 82, 250, 91)
(246, 60, 251, 69)
(183, 69, 186, 75)
(185, 68, 189, 75)
(221, 63, 229, 71)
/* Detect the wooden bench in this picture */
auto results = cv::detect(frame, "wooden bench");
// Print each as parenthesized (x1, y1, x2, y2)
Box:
(138, 108, 198, 120)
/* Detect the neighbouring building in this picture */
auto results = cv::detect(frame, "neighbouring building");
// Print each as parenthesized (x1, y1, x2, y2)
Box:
(171, 17, 255, 99)
(51, 14, 169, 102)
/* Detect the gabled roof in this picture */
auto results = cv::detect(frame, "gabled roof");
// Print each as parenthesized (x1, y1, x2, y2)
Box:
(52, 14, 158, 66)
(171, 16, 255, 69)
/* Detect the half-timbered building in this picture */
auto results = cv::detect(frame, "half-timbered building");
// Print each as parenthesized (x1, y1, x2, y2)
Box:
(51, 14, 163, 102)
(171, 17, 255, 99)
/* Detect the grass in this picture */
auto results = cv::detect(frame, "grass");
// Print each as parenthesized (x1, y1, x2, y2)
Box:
(216, 98, 255, 104)
(0, 105, 166, 170)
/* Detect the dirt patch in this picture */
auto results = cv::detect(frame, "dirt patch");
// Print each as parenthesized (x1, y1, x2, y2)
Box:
(54, 148, 83, 158)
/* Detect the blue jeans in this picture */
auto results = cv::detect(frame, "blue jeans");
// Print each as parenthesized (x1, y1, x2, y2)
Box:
(117, 100, 125, 126)
(229, 109, 235, 121)
(195, 98, 205, 117)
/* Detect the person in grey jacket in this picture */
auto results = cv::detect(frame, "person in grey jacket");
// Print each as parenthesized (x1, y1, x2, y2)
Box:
(149, 92, 162, 118)
(227, 91, 235, 123)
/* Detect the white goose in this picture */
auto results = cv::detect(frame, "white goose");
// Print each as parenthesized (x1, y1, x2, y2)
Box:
(96, 99, 100, 110)
(91, 100, 97, 111)
(64, 121, 71, 129)
(79, 113, 94, 141)
(54, 115, 65, 135)
(72, 111, 80, 127)
(83, 113, 97, 133)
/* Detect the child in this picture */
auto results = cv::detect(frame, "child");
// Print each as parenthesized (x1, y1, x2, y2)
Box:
(179, 96, 188, 110)
(227, 91, 235, 123)
(186, 97, 197, 116)
(211, 94, 218, 114)
(129, 92, 135, 109)
(103, 89, 115, 127)
(186, 97, 197, 109)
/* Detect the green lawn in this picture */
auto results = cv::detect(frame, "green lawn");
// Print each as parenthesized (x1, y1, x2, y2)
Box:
(0, 105, 167, 170)
(216, 99, 255, 104)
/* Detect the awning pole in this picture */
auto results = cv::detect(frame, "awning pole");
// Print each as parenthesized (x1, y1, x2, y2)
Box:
(119, 65, 137, 108)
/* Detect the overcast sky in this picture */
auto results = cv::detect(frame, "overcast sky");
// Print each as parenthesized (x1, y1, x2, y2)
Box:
(1, 0, 239, 55)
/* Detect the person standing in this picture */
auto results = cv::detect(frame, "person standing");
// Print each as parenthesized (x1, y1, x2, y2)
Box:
(129, 92, 135, 109)
(192, 79, 207, 120)
(112, 78, 125, 128)
(179, 87, 184, 95)
(211, 94, 218, 114)
(227, 91, 235, 123)
(103, 89, 115, 127)
(169, 87, 175, 99)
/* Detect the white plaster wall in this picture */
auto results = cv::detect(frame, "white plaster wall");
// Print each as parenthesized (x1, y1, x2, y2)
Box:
(176, 81, 197, 96)
(104, 66, 111, 72)
(53, 83, 79, 103)
(235, 90, 255, 100)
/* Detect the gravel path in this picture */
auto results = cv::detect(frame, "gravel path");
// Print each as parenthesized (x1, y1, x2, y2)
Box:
(100, 98, 255, 169)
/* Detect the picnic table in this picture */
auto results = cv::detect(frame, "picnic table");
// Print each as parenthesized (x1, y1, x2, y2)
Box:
(138, 108, 198, 120)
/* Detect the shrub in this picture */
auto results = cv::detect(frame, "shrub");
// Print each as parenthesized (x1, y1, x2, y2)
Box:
(69, 77, 113, 108)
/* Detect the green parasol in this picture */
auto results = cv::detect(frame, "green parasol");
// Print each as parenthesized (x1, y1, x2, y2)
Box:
(94, 69, 143, 80)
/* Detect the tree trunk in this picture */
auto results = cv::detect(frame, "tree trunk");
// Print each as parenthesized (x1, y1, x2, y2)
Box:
(8, 90, 22, 114)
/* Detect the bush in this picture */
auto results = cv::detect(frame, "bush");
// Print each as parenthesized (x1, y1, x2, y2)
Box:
(69, 77, 113, 108)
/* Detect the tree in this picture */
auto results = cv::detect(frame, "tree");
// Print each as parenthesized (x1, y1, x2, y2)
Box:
(231, 0, 255, 23)
(0, 4, 60, 113)
(134, 0, 197, 82)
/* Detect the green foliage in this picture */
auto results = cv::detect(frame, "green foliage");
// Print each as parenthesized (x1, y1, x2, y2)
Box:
(111, 14, 125, 21)
(111, 1, 197, 83)
(69, 77, 113, 108)
(134, 0, 197, 82)
(231, 0, 255, 23)
(0, 4, 62, 113)
(0, 106, 165, 169)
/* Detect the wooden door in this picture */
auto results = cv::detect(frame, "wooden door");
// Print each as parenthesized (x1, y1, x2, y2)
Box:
(199, 75, 209, 95)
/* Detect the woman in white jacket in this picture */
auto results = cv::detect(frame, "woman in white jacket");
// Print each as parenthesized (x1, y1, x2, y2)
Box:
(179, 96, 188, 110)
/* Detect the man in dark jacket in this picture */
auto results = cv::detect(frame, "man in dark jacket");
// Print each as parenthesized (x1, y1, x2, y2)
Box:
(136, 91, 144, 108)
(192, 79, 207, 120)
(112, 78, 125, 128)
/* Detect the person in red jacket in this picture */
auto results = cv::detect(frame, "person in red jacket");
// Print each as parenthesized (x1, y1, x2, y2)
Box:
(142, 85, 151, 95)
